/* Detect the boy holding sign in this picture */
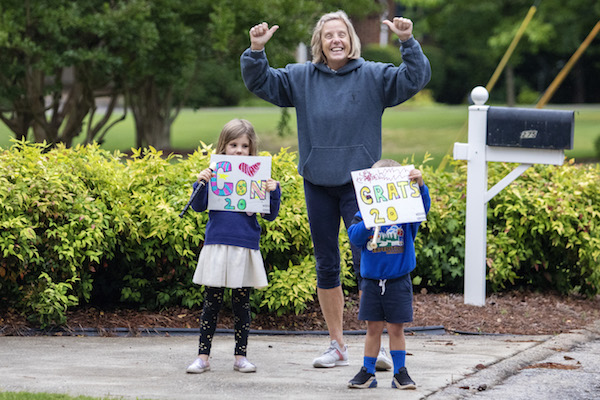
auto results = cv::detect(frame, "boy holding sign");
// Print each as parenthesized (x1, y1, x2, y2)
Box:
(186, 119, 281, 374)
(347, 159, 430, 390)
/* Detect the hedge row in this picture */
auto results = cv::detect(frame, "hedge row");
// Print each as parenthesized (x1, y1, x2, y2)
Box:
(1, 141, 598, 327)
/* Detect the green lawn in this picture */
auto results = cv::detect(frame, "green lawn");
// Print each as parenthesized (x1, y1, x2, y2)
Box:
(1, 103, 598, 169)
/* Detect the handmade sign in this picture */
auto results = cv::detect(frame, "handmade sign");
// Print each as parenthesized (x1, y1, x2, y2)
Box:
(351, 164, 426, 228)
(208, 154, 272, 214)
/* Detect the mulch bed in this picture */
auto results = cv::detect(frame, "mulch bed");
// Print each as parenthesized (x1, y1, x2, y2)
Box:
(1, 290, 599, 336)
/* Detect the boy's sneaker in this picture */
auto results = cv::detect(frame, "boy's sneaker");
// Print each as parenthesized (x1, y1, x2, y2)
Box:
(233, 357, 257, 373)
(312, 340, 349, 368)
(348, 366, 377, 389)
(186, 357, 210, 374)
(375, 347, 393, 371)
(392, 366, 416, 390)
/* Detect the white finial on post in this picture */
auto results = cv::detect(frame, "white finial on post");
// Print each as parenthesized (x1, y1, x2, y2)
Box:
(471, 86, 489, 105)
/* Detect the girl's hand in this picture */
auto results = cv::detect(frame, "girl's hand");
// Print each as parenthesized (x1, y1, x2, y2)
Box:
(196, 168, 213, 184)
(266, 179, 279, 192)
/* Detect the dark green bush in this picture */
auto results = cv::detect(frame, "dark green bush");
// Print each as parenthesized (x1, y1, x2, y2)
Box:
(1, 142, 599, 328)
(413, 157, 600, 297)
(362, 44, 403, 65)
(485, 159, 600, 296)
(183, 60, 246, 107)
(0, 141, 122, 326)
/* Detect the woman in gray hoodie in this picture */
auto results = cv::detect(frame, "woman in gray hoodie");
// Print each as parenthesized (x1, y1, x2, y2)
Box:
(240, 10, 431, 369)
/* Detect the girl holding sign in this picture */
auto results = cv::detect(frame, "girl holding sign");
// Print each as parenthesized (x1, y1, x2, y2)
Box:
(186, 119, 281, 374)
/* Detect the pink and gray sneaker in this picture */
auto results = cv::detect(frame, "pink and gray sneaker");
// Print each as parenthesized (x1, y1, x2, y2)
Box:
(312, 340, 349, 368)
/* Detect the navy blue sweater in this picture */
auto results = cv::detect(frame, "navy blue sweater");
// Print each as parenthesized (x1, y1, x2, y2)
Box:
(347, 185, 431, 280)
(190, 181, 281, 250)
(240, 38, 431, 186)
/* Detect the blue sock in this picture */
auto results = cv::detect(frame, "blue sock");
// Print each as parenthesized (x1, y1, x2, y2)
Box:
(363, 356, 377, 374)
(390, 350, 406, 374)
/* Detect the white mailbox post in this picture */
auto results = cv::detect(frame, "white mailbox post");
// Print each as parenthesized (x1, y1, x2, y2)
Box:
(453, 86, 574, 306)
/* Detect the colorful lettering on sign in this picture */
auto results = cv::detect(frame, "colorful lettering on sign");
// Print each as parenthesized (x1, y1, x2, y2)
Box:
(250, 180, 267, 200)
(386, 182, 400, 200)
(374, 185, 386, 203)
(359, 181, 421, 204)
(211, 161, 234, 196)
(360, 187, 373, 205)
(410, 181, 420, 197)
(236, 180, 247, 196)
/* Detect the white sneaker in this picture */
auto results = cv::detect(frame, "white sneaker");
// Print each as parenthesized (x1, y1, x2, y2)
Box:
(233, 357, 257, 373)
(312, 340, 349, 368)
(375, 347, 393, 371)
(186, 357, 210, 374)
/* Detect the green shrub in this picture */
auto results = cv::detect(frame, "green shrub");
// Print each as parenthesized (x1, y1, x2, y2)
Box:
(183, 60, 246, 107)
(0, 141, 123, 326)
(413, 157, 600, 297)
(413, 156, 466, 291)
(26, 272, 79, 328)
(1, 142, 599, 327)
(259, 255, 316, 316)
(485, 159, 600, 296)
(517, 86, 540, 105)
(362, 44, 403, 65)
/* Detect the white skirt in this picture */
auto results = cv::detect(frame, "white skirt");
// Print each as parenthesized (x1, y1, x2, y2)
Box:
(192, 244, 268, 289)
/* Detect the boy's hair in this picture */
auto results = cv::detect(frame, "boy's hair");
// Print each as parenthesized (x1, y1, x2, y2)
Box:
(372, 159, 400, 168)
(216, 119, 258, 156)
(311, 10, 361, 65)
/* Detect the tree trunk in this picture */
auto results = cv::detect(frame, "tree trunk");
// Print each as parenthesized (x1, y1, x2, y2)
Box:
(505, 64, 515, 107)
(26, 68, 53, 143)
(0, 99, 33, 140)
(128, 78, 173, 150)
(572, 62, 585, 103)
(58, 78, 93, 147)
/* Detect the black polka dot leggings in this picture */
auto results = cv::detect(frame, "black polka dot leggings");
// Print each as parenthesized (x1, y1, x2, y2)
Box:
(198, 286, 251, 357)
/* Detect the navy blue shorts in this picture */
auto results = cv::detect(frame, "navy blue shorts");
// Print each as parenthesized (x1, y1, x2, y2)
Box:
(358, 274, 413, 323)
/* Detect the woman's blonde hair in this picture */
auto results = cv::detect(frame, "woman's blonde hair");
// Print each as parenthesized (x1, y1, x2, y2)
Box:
(310, 10, 361, 65)
(216, 119, 258, 156)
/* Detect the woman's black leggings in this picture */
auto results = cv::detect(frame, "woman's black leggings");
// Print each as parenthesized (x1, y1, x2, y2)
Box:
(198, 286, 251, 356)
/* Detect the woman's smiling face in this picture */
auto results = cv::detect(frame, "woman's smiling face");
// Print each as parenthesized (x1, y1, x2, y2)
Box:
(321, 19, 351, 71)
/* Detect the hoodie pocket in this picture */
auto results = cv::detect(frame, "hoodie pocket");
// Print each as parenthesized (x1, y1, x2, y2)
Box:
(301, 145, 375, 186)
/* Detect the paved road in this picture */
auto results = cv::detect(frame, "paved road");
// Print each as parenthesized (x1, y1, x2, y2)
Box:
(1, 320, 598, 399)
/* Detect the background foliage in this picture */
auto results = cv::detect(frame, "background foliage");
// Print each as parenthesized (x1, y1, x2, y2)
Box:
(1, 143, 599, 327)
(2, 1, 599, 150)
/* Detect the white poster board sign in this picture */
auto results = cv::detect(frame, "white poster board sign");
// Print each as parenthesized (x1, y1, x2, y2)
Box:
(351, 164, 426, 228)
(208, 155, 272, 214)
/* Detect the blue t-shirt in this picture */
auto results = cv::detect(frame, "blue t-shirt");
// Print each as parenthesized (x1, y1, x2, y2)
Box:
(347, 184, 431, 279)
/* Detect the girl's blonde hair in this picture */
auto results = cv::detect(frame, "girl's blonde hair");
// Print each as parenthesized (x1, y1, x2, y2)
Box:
(216, 119, 258, 156)
(311, 10, 361, 65)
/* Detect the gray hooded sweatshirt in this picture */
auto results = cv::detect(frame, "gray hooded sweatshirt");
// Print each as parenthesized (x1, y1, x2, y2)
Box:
(240, 37, 431, 186)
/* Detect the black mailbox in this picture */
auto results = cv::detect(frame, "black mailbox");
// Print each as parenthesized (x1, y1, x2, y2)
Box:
(487, 106, 574, 150)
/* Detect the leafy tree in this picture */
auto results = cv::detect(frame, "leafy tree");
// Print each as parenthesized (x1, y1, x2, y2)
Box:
(0, 0, 146, 146)
(0, 0, 378, 149)
(123, 0, 378, 149)
(401, 0, 600, 104)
